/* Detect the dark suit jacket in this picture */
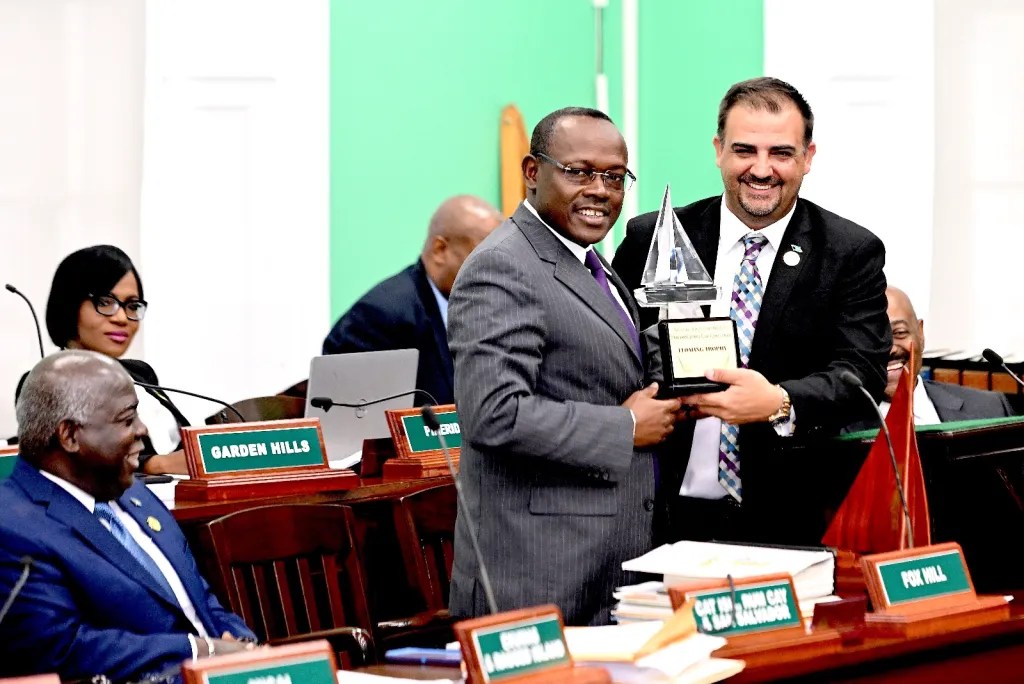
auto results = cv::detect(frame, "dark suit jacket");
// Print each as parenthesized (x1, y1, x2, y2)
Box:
(15, 359, 189, 469)
(322, 260, 453, 405)
(924, 380, 1014, 422)
(447, 204, 657, 626)
(0, 459, 253, 682)
(612, 196, 891, 542)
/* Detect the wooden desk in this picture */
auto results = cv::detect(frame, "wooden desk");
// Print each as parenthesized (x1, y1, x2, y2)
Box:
(169, 476, 452, 525)
(356, 604, 1024, 682)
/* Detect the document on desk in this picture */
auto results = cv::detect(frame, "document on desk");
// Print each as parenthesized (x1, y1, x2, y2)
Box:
(337, 671, 457, 684)
(623, 541, 835, 600)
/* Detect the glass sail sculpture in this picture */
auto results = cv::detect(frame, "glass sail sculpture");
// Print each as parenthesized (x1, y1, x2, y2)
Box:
(635, 184, 720, 306)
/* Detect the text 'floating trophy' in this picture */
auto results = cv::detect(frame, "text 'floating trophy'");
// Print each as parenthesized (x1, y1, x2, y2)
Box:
(637, 185, 739, 395)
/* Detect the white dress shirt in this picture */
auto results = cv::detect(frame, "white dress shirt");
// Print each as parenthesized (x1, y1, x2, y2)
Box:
(679, 197, 798, 499)
(879, 376, 942, 426)
(39, 470, 208, 654)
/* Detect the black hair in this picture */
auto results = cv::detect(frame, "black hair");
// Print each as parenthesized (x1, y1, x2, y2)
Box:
(717, 77, 814, 149)
(45, 245, 144, 348)
(529, 107, 614, 157)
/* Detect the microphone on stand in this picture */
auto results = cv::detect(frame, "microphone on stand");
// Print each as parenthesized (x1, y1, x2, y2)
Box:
(840, 370, 915, 548)
(982, 348, 1024, 391)
(0, 556, 34, 628)
(422, 404, 498, 615)
(310, 389, 439, 414)
(5, 284, 45, 359)
(132, 380, 246, 423)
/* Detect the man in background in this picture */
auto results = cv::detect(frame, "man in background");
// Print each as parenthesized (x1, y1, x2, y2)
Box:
(0, 350, 255, 682)
(447, 107, 684, 626)
(613, 77, 891, 544)
(322, 195, 502, 405)
(882, 286, 1013, 422)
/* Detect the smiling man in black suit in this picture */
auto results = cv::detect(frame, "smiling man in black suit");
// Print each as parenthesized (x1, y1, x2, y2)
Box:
(613, 77, 891, 544)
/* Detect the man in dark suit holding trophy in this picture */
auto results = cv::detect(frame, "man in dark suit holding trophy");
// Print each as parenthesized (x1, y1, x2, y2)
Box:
(613, 77, 891, 543)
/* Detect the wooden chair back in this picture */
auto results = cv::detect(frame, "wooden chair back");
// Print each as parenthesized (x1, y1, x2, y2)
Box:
(392, 483, 457, 611)
(205, 395, 306, 424)
(199, 504, 374, 640)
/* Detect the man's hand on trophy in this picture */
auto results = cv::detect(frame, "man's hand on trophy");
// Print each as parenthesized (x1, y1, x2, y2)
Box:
(687, 368, 783, 425)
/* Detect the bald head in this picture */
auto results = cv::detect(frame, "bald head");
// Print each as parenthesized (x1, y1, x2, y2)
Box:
(422, 195, 502, 296)
(16, 350, 146, 500)
(885, 286, 925, 400)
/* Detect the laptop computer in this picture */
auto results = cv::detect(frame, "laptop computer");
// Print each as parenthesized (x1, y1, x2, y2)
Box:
(305, 349, 419, 466)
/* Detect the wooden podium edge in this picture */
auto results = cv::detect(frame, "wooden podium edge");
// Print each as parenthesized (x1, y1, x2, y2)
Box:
(175, 468, 358, 502)
(714, 626, 844, 665)
(864, 595, 1011, 639)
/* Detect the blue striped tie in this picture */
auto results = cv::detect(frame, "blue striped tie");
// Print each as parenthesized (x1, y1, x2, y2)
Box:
(95, 502, 174, 598)
(718, 234, 767, 502)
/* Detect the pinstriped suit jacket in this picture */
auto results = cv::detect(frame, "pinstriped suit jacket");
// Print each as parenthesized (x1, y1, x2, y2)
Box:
(447, 203, 657, 626)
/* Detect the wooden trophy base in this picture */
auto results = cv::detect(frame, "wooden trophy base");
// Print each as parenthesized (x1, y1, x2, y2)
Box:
(714, 627, 844, 666)
(383, 453, 458, 481)
(175, 468, 358, 502)
(865, 595, 1010, 639)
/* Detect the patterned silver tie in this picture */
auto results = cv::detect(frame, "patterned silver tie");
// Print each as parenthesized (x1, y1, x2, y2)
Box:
(718, 234, 767, 502)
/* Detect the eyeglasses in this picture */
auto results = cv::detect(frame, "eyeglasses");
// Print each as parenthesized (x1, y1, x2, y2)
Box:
(88, 293, 148, 321)
(535, 152, 636, 192)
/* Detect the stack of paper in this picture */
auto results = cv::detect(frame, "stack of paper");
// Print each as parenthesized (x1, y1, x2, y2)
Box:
(623, 541, 836, 602)
(565, 611, 743, 683)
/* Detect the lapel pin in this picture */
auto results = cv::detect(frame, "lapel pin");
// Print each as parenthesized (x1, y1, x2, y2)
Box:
(783, 250, 801, 267)
(147, 516, 162, 533)
(789, 244, 803, 253)
(130, 497, 142, 507)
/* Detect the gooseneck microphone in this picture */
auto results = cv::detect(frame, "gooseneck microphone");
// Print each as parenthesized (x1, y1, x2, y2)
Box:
(132, 380, 246, 423)
(422, 404, 499, 615)
(310, 389, 440, 413)
(5, 284, 44, 359)
(982, 348, 1024, 391)
(840, 370, 914, 548)
(0, 556, 34, 628)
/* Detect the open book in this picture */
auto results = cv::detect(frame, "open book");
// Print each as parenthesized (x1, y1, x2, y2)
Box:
(564, 608, 742, 683)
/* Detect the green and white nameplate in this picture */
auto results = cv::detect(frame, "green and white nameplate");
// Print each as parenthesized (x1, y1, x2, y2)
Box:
(197, 426, 324, 475)
(470, 613, 569, 682)
(873, 548, 971, 606)
(401, 409, 462, 452)
(201, 654, 335, 684)
(0, 452, 17, 479)
(688, 579, 802, 637)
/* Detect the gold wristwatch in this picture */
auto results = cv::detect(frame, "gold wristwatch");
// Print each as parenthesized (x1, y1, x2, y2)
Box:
(767, 385, 792, 426)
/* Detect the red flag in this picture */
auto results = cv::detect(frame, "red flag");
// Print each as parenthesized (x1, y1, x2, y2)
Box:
(822, 365, 931, 553)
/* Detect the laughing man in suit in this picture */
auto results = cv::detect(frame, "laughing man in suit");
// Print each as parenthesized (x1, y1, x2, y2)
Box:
(0, 351, 255, 682)
(883, 286, 1013, 423)
(447, 107, 685, 626)
(612, 77, 891, 543)
(322, 195, 502, 405)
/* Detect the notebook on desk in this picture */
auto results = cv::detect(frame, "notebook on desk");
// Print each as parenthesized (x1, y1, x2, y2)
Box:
(304, 349, 419, 467)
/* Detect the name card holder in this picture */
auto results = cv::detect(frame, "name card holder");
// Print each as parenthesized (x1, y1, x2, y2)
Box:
(382, 405, 461, 481)
(181, 639, 337, 684)
(861, 541, 1009, 638)
(454, 605, 610, 684)
(175, 418, 358, 502)
(0, 444, 18, 480)
(667, 573, 842, 665)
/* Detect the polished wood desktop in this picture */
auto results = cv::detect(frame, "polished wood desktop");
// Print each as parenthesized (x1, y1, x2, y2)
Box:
(357, 601, 1024, 682)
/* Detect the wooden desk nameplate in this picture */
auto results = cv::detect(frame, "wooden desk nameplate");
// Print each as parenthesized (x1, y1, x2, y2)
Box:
(175, 418, 358, 502)
(0, 676, 61, 684)
(383, 405, 461, 481)
(668, 573, 843, 665)
(181, 639, 337, 684)
(861, 541, 1010, 638)
(454, 605, 611, 684)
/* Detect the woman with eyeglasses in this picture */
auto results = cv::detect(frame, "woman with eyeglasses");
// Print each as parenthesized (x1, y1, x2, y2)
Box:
(15, 245, 189, 474)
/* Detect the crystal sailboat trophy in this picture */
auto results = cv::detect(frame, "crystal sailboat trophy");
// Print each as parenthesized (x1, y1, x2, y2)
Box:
(636, 185, 739, 395)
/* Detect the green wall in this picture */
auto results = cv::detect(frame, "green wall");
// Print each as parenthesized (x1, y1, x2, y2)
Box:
(329, 1, 762, 320)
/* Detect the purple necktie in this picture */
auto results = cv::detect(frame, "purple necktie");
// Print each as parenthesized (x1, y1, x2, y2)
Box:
(585, 249, 641, 358)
